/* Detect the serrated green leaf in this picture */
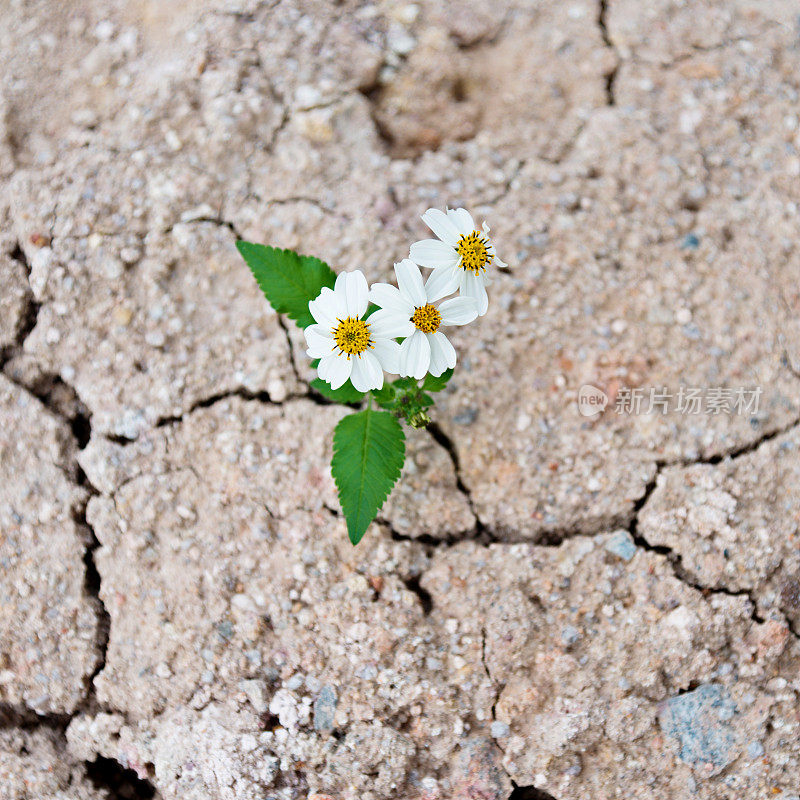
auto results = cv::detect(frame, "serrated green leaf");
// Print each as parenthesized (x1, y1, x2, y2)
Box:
(422, 368, 454, 393)
(331, 407, 405, 545)
(311, 378, 365, 404)
(236, 241, 336, 329)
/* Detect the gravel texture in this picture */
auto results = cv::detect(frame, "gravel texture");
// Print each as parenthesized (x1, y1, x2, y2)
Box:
(0, 376, 101, 716)
(0, 726, 107, 800)
(1, 0, 799, 798)
(0, 252, 32, 353)
(639, 427, 800, 629)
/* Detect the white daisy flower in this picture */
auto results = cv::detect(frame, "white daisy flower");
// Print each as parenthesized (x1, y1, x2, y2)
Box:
(368, 259, 479, 380)
(304, 270, 401, 392)
(408, 207, 506, 316)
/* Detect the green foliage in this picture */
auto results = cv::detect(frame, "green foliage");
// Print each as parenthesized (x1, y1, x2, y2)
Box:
(310, 378, 365, 404)
(422, 368, 454, 393)
(331, 407, 405, 544)
(371, 383, 398, 410)
(406, 390, 434, 411)
(371, 379, 433, 426)
(392, 377, 418, 392)
(234, 240, 462, 543)
(235, 241, 336, 329)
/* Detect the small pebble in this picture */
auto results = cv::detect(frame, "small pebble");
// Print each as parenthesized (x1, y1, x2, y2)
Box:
(454, 408, 478, 425)
(604, 531, 637, 562)
(491, 721, 510, 738)
(561, 626, 580, 646)
(313, 685, 337, 732)
(747, 741, 764, 758)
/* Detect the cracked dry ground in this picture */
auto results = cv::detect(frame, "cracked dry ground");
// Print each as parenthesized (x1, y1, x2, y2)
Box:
(2, 1, 800, 799)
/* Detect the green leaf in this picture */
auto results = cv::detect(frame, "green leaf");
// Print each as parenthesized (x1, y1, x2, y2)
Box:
(331, 407, 405, 545)
(236, 241, 336, 329)
(311, 378, 365, 404)
(422, 368, 454, 393)
(371, 384, 397, 410)
(417, 391, 434, 408)
(392, 377, 418, 392)
(371, 377, 436, 422)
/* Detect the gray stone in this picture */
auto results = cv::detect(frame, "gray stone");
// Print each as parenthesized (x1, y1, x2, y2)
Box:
(604, 530, 637, 562)
(747, 741, 765, 758)
(659, 684, 738, 774)
(490, 720, 510, 738)
(240, 679, 268, 715)
(560, 625, 581, 646)
(313, 684, 338, 732)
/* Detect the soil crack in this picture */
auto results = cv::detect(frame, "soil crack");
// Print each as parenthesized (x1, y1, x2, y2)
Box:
(597, 0, 619, 105)
(425, 420, 491, 541)
(1, 242, 40, 369)
(508, 786, 558, 800)
(85, 754, 157, 799)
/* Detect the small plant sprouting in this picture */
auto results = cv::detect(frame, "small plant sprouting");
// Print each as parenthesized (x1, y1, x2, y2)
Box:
(236, 208, 504, 544)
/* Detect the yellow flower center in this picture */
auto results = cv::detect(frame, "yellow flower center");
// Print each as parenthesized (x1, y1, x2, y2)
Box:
(332, 317, 373, 358)
(411, 303, 442, 334)
(455, 231, 491, 275)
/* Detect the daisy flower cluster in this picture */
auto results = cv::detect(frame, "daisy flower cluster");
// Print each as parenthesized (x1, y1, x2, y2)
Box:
(236, 205, 503, 544)
(304, 207, 505, 394)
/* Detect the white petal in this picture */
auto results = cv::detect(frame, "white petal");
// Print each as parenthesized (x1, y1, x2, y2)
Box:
(421, 208, 460, 246)
(427, 331, 456, 376)
(492, 253, 508, 269)
(350, 351, 383, 392)
(327, 354, 353, 390)
(438, 296, 479, 326)
(447, 207, 476, 236)
(304, 324, 334, 358)
(335, 270, 369, 318)
(409, 239, 460, 270)
(369, 282, 414, 316)
(372, 338, 401, 374)
(317, 353, 339, 382)
(368, 308, 415, 339)
(309, 287, 344, 328)
(424, 266, 461, 302)
(394, 259, 427, 307)
(399, 330, 431, 380)
(460, 271, 489, 316)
